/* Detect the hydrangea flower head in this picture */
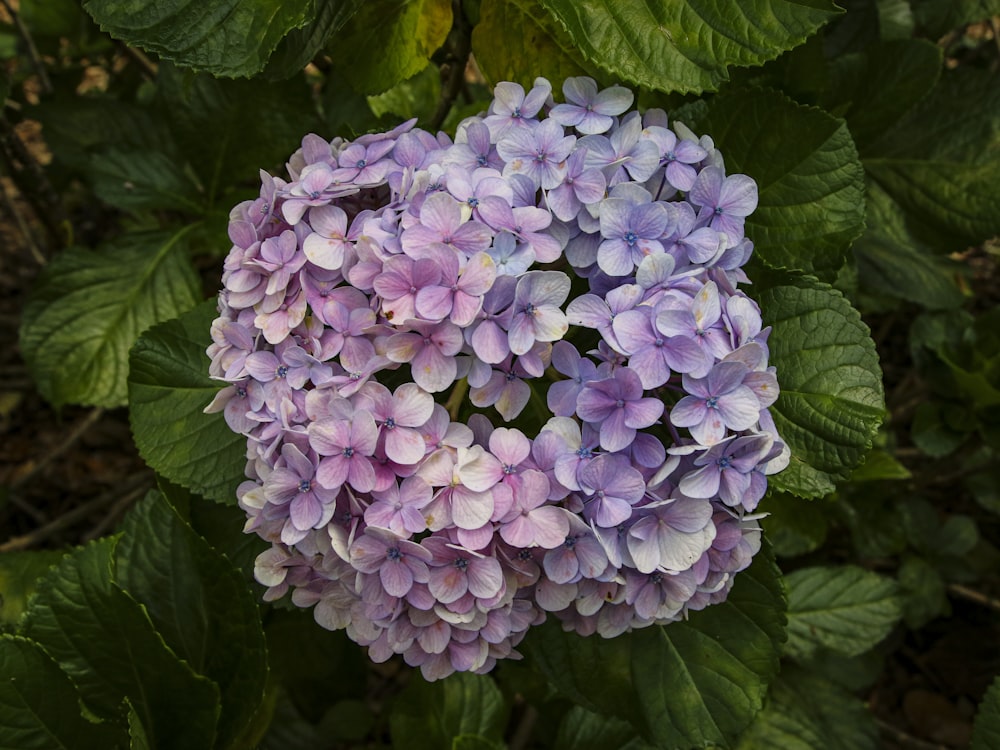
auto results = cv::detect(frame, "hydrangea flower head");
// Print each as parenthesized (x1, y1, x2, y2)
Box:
(208, 76, 786, 681)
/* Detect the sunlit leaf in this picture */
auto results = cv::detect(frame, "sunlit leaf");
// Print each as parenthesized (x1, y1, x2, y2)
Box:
(20, 229, 201, 408)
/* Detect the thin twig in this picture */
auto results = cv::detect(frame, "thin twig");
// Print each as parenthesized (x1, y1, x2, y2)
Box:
(508, 705, 538, 750)
(0, 473, 154, 552)
(0, 0, 52, 95)
(429, 0, 473, 131)
(9, 407, 104, 492)
(0, 116, 69, 247)
(874, 717, 951, 750)
(115, 40, 158, 80)
(0, 176, 46, 264)
(82, 479, 153, 541)
(948, 582, 1000, 612)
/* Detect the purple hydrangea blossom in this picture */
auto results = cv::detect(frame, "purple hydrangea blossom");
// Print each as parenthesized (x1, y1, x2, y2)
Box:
(207, 75, 785, 681)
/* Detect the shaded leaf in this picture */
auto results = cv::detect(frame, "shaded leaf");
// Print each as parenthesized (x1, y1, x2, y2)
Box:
(472, 0, 592, 89)
(330, 0, 452, 95)
(128, 300, 247, 505)
(553, 706, 653, 750)
(823, 39, 941, 152)
(537, 0, 841, 94)
(157, 64, 321, 204)
(0, 549, 65, 628)
(689, 88, 865, 280)
(864, 68, 1000, 252)
(82, 0, 315, 77)
(390, 672, 508, 750)
(761, 493, 828, 557)
(737, 667, 878, 750)
(20, 539, 221, 747)
(115, 492, 267, 750)
(264, 0, 365, 80)
(89, 148, 204, 213)
(785, 565, 901, 660)
(527, 544, 785, 748)
(0, 635, 127, 750)
(972, 675, 1000, 750)
(20, 229, 201, 408)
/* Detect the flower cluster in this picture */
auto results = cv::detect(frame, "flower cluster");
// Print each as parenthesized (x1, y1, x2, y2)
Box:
(207, 76, 788, 680)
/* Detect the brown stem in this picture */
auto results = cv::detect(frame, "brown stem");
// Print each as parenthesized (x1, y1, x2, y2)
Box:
(429, 0, 473, 131)
(0, 0, 52, 95)
(0, 473, 154, 552)
(0, 116, 70, 247)
(948, 582, 1000, 612)
(9, 408, 104, 492)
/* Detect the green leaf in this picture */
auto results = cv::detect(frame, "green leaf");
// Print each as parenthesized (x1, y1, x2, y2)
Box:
(553, 706, 653, 750)
(737, 667, 878, 750)
(156, 64, 321, 204)
(390, 673, 508, 750)
(330, 0, 452, 95)
(754, 275, 885, 498)
(367, 66, 443, 125)
(911, 401, 968, 458)
(527, 544, 785, 748)
(128, 300, 247, 504)
(972, 675, 1000, 750)
(472, 0, 592, 89)
(854, 183, 965, 311)
(761, 493, 828, 557)
(264, 0, 365, 80)
(82, 0, 315, 77)
(451, 735, 504, 750)
(849, 448, 911, 481)
(0, 549, 65, 628)
(0, 635, 127, 750)
(784, 565, 901, 661)
(89, 148, 204, 213)
(898, 555, 949, 629)
(536, 0, 841, 94)
(864, 68, 1000, 252)
(115, 492, 267, 750)
(823, 39, 942, 153)
(19, 229, 202, 408)
(20, 539, 221, 747)
(127, 704, 152, 750)
(689, 88, 865, 279)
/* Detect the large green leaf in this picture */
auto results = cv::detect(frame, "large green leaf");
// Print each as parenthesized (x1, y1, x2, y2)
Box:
(20, 539, 221, 747)
(156, 64, 321, 204)
(264, 0, 366, 80)
(972, 676, 1000, 750)
(553, 706, 653, 750)
(472, 0, 592, 89)
(784, 565, 901, 660)
(536, 0, 840, 94)
(688, 88, 865, 280)
(754, 274, 885, 498)
(853, 182, 965, 310)
(0, 635, 127, 750)
(128, 300, 247, 505)
(82, 0, 315, 77)
(115, 492, 267, 750)
(329, 0, 452, 95)
(90, 149, 205, 213)
(0, 550, 65, 628)
(390, 672, 508, 750)
(863, 68, 1000, 252)
(527, 544, 785, 748)
(19, 229, 201, 408)
(823, 39, 941, 153)
(737, 667, 878, 750)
